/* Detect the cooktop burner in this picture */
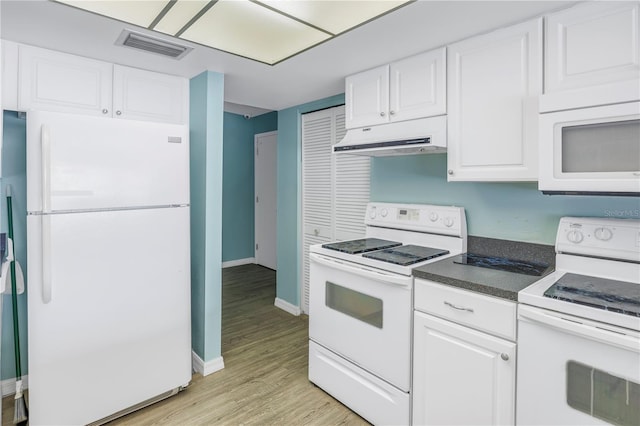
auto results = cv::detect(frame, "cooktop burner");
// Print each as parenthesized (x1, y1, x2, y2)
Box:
(362, 245, 450, 266)
(322, 238, 402, 255)
(544, 273, 640, 317)
(453, 253, 549, 276)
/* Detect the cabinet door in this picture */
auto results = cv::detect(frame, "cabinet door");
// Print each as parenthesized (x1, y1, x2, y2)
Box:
(345, 65, 389, 129)
(18, 45, 112, 116)
(545, 2, 640, 99)
(447, 18, 542, 181)
(413, 311, 516, 426)
(2, 40, 19, 111)
(112, 65, 186, 124)
(389, 48, 446, 122)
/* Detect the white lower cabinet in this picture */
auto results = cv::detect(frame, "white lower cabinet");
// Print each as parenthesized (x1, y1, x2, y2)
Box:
(412, 279, 516, 425)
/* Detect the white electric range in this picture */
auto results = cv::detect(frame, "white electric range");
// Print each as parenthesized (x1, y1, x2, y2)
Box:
(517, 216, 640, 426)
(308, 202, 467, 426)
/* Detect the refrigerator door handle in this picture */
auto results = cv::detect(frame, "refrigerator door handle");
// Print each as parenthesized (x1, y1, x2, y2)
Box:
(41, 124, 52, 213)
(42, 215, 52, 304)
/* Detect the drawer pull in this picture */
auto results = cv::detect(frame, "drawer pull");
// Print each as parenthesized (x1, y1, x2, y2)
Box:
(444, 301, 474, 313)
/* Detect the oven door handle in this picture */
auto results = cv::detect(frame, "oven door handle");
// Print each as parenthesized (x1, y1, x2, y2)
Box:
(519, 305, 639, 353)
(310, 253, 412, 287)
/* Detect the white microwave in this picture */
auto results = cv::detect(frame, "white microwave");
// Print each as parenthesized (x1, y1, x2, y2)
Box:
(539, 101, 640, 195)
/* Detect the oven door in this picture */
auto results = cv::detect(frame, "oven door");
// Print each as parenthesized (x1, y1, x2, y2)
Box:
(309, 252, 412, 391)
(538, 101, 640, 194)
(517, 305, 640, 426)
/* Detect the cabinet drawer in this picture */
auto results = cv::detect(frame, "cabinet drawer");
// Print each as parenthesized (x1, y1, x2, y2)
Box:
(414, 278, 516, 340)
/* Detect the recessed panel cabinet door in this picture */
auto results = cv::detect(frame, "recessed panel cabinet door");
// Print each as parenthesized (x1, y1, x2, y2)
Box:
(447, 18, 542, 181)
(345, 65, 389, 129)
(413, 311, 516, 426)
(18, 44, 113, 116)
(112, 65, 187, 124)
(389, 48, 446, 122)
(545, 2, 640, 97)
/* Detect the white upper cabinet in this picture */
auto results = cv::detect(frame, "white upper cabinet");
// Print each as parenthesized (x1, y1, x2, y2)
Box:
(345, 48, 446, 129)
(447, 18, 542, 182)
(16, 44, 186, 124)
(543, 1, 640, 110)
(113, 65, 186, 124)
(18, 44, 113, 117)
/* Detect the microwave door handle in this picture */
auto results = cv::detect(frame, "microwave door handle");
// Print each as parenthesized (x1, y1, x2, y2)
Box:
(309, 253, 411, 287)
(519, 306, 638, 352)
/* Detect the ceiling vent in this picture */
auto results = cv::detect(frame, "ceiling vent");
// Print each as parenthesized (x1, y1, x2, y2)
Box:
(116, 30, 193, 60)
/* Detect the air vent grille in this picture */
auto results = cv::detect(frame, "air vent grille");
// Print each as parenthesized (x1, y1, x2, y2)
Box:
(116, 30, 192, 59)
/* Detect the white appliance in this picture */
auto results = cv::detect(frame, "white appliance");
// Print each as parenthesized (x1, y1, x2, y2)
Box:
(538, 101, 640, 195)
(517, 217, 640, 425)
(309, 202, 466, 425)
(25, 110, 191, 425)
(333, 116, 447, 156)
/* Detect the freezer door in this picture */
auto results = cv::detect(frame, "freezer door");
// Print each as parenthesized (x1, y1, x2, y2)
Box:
(27, 207, 191, 425)
(26, 110, 189, 213)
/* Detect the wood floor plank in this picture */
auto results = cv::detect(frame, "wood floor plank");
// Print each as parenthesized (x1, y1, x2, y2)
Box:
(2, 264, 368, 425)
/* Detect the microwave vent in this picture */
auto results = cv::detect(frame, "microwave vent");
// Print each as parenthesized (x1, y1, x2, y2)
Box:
(116, 30, 192, 59)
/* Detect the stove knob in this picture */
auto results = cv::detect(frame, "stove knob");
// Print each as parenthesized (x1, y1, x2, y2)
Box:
(444, 217, 454, 227)
(429, 212, 439, 222)
(594, 227, 613, 241)
(381, 208, 388, 218)
(369, 207, 377, 219)
(567, 230, 584, 244)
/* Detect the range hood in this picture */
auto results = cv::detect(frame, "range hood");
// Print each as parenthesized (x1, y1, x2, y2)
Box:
(334, 115, 447, 157)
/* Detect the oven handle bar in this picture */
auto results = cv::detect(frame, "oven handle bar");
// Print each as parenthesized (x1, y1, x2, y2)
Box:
(518, 305, 639, 353)
(310, 253, 412, 287)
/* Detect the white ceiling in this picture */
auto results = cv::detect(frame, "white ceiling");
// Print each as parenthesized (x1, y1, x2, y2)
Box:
(1, 0, 577, 116)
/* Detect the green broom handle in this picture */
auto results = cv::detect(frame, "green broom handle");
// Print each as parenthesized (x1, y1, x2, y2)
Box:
(6, 190, 23, 379)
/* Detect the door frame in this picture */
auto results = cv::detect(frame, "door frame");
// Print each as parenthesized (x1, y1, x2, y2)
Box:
(254, 131, 278, 269)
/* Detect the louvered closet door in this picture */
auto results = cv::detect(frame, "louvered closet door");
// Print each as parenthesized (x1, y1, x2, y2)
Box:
(301, 106, 370, 314)
(333, 108, 370, 241)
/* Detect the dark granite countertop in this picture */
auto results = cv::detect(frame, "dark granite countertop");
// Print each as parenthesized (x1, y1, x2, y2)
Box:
(412, 236, 556, 301)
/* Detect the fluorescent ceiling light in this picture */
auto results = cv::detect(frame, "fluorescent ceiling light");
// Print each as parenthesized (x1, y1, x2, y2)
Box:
(53, 0, 413, 65)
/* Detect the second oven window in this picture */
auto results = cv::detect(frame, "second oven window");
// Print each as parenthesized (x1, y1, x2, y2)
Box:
(567, 360, 640, 426)
(325, 282, 383, 328)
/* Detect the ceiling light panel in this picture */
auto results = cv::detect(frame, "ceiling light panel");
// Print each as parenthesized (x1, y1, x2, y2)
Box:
(180, 0, 330, 64)
(260, 0, 411, 35)
(55, 0, 170, 28)
(153, 0, 210, 36)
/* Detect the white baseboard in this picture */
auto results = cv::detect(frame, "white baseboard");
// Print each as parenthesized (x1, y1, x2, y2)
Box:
(1, 375, 28, 397)
(191, 351, 225, 377)
(222, 257, 256, 268)
(274, 298, 301, 316)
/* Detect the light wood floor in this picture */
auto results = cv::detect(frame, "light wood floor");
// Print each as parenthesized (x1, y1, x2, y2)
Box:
(3, 264, 368, 425)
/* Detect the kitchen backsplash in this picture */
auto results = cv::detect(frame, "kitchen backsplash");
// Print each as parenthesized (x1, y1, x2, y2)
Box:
(371, 154, 640, 244)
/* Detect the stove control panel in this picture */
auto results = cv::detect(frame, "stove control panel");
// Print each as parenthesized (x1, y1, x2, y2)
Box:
(556, 217, 640, 262)
(365, 202, 466, 237)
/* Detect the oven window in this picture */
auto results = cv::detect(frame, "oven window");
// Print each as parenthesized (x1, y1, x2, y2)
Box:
(561, 119, 640, 173)
(325, 282, 383, 328)
(567, 360, 640, 426)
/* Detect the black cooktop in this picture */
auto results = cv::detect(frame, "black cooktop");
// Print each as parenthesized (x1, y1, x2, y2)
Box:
(544, 273, 640, 317)
(363, 245, 450, 266)
(453, 253, 549, 277)
(322, 238, 402, 255)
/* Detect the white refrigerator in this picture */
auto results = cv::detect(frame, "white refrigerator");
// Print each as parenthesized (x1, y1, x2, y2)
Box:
(25, 110, 192, 425)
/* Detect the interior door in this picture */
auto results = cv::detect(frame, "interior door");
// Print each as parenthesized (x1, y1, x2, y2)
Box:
(254, 131, 277, 270)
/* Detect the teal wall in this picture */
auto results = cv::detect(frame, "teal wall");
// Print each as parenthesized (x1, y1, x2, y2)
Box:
(276, 94, 344, 307)
(371, 154, 640, 244)
(222, 111, 277, 262)
(0, 111, 28, 380)
(190, 71, 225, 362)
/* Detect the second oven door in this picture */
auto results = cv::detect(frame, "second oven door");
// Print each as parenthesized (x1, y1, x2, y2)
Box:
(309, 253, 413, 391)
(517, 305, 640, 426)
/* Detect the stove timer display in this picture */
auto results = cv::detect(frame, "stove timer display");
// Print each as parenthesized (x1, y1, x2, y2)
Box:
(397, 208, 419, 221)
